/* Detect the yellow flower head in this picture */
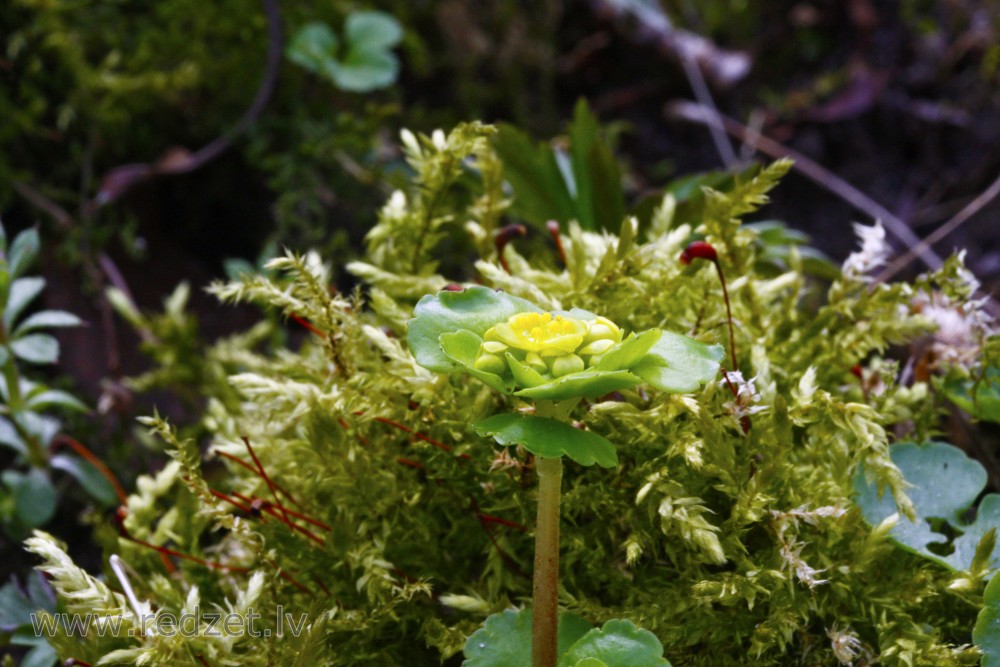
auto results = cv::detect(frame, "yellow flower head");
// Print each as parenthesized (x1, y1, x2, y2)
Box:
(487, 312, 589, 357)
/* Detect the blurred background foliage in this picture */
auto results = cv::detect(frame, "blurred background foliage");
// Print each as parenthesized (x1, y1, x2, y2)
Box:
(1, 0, 999, 641)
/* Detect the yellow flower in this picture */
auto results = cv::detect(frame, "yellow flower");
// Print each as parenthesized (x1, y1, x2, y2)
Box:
(486, 312, 589, 357)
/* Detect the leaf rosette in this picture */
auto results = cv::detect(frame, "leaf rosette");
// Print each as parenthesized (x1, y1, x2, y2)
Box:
(407, 286, 723, 400)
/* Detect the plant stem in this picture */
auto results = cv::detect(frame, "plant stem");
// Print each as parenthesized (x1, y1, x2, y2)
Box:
(532, 454, 562, 667)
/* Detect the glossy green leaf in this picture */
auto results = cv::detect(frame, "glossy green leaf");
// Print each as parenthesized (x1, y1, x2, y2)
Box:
(474, 412, 617, 468)
(4, 276, 46, 329)
(408, 286, 542, 372)
(558, 619, 671, 667)
(463, 609, 593, 667)
(975, 570, 1000, 666)
(13, 310, 82, 336)
(10, 333, 59, 364)
(50, 454, 119, 506)
(854, 441, 1000, 572)
(942, 368, 1000, 424)
(439, 330, 512, 393)
(596, 329, 662, 372)
(514, 369, 641, 400)
(631, 331, 724, 393)
(8, 228, 40, 279)
(4, 469, 57, 528)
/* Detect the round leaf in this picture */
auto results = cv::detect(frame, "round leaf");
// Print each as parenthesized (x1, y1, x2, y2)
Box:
(286, 22, 339, 74)
(558, 619, 671, 667)
(854, 441, 1000, 572)
(345, 10, 403, 51)
(631, 331, 723, 393)
(473, 413, 617, 468)
(5, 469, 57, 528)
(331, 51, 399, 92)
(408, 286, 542, 372)
(463, 609, 593, 667)
(439, 330, 512, 393)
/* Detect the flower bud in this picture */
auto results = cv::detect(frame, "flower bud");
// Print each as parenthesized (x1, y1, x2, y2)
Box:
(474, 353, 507, 376)
(584, 316, 623, 345)
(524, 352, 548, 374)
(550, 354, 585, 378)
(578, 339, 615, 356)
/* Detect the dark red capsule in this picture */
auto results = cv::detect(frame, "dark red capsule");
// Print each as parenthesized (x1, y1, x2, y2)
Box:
(680, 241, 718, 265)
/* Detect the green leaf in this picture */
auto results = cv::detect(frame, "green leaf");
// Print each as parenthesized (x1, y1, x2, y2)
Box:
(493, 124, 577, 229)
(631, 332, 724, 393)
(568, 99, 625, 231)
(0, 416, 27, 456)
(10, 333, 59, 364)
(942, 368, 1000, 424)
(345, 10, 403, 52)
(854, 441, 1000, 572)
(463, 609, 593, 667)
(4, 276, 46, 329)
(514, 369, 642, 401)
(50, 454, 119, 506)
(439, 330, 512, 393)
(3, 468, 57, 528)
(596, 329, 662, 371)
(19, 640, 58, 667)
(975, 570, 1000, 666)
(13, 309, 82, 336)
(329, 49, 399, 92)
(25, 389, 88, 413)
(8, 228, 40, 279)
(473, 413, 617, 468)
(408, 286, 542, 372)
(558, 619, 671, 667)
(286, 22, 339, 74)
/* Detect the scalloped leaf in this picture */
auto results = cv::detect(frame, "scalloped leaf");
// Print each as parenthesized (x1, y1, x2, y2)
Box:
(631, 331, 723, 393)
(975, 569, 1000, 666)
(854, 441, 1000, 572)
(408, 286, 542, 372)
(463, 609, 593, 667)
(558, 619, 671, 667)
(474, 413, 617, 468)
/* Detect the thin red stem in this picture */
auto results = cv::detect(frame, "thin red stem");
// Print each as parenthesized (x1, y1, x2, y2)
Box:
(51, 434, 128, 504)
(241, 436, 293, 528)
(215, 451, 303, 510)
(289, 313, 326, 338)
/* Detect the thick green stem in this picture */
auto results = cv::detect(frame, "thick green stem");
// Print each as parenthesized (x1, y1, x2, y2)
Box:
(532, 454, 562, 667)
(529, 398, 576, 667)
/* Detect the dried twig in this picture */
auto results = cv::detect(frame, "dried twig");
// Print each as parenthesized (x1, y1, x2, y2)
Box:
(667, 100, 945, 269)
(876, 170, 1000, 282)
(668, 100, 1000, 317)
(587, 0, 751, 89)
(91, 0, 283, 207)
